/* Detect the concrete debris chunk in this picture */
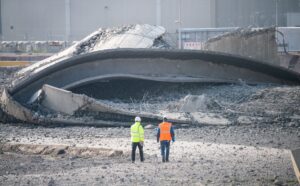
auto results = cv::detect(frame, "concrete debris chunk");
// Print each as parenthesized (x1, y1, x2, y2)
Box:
(17, 24, 167, 77)
(291, 148, 300, 184)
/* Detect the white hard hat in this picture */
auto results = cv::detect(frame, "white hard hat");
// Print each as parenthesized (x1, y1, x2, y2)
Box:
(163, 115, 167, 120)
(135, 116, 141, 122)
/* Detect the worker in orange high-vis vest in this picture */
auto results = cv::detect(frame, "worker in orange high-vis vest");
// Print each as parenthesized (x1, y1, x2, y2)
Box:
(157, 116, 175, 162)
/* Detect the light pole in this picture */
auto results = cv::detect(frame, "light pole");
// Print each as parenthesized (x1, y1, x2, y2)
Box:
(156, 0, 161, 26)
(65, 0, 71, 41)
(275, 0, 278, 26)
(177, 0, 182, 49)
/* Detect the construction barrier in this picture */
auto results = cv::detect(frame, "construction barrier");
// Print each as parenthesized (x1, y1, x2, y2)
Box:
(0, 61, 31, 67)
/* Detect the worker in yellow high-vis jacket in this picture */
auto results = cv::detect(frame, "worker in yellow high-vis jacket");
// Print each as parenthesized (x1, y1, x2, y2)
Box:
(130, 116, 144, 163)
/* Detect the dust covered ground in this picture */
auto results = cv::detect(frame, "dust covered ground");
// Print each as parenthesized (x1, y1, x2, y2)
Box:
(0, 67, 300, 186)
(0, 123, 299, 186)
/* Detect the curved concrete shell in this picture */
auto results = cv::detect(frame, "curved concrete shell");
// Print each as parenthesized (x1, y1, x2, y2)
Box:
(9, 49, 300, 104)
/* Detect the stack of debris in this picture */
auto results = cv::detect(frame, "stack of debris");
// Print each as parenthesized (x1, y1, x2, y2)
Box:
(17, 24, 170, 78)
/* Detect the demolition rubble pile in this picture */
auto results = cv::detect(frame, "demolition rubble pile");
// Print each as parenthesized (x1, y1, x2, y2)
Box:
(94, 83, 300, 126)
(1, 66, 300, 127)
(1, 25, 300, 127)
(16, 24, 169, 78)
(1, 66, 300, 185)
(0, 67, 19, 93)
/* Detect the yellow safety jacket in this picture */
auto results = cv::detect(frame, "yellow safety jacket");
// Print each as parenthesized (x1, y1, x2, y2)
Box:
(130, 122, 144, 142)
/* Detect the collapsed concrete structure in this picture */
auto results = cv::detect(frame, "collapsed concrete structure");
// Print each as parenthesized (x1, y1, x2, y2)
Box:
(1, 25, 300, 126)
(291, 148, 300, 183)
(203, 27, 300, 73)
(1, 48, 300, 126)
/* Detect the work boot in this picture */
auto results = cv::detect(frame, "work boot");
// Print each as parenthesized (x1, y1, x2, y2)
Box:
(166, 158, 169, 162)
(162, 157, 165, 162)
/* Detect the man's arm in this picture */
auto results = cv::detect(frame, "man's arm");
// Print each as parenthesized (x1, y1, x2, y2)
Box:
(170, 126, 175, 142)
(156, 128, 160, 142)
(139, 125, 144, 142)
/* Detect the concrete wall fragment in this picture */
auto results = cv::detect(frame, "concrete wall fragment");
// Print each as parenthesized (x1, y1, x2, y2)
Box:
(40, 84, 138, 116)
(39, 84, 190, 124)
(40, 85, 91, 115)
(0, 88, 36, 123)
(291, 148, 300, 184)
(204, 28, 281, 65)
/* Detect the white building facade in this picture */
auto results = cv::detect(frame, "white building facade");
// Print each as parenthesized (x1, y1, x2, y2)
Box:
(0, 0, 299, 41)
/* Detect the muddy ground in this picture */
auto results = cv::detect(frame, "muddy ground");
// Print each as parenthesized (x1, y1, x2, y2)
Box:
(0, 67, 300, 186)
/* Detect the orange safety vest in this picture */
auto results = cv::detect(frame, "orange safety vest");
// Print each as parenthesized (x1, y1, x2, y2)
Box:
(159, 122, 172, 141)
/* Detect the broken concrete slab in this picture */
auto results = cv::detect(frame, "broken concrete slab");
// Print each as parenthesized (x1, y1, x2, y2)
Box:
(190, 112, 231, 125)
(37, 84, 191, 125)
(291, 148, 300, 184)
(39, 84, 93, 115)
(0, 143, 124, 158)
(0, 84, 193, 126)
(179, 95, 207, 112)
(17, 24, 167, 78)
(9, 49, 300, 104)
(25, 84, 236, 126)
(204, 27, 280, 65)
(38, 84, 148, 117)
(203, 27, 300, 74)
(0, 88, 36, 123)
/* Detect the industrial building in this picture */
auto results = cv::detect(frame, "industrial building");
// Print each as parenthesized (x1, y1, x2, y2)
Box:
(0, 0, 300, 41)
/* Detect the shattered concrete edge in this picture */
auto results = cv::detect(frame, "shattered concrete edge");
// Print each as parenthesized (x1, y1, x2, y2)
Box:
(3, 84, 233, 126)
(0, 88, 37, 123)
(17, 24, 167, 77)
(291, 148, 300, 184)
(203, 27, 282, 66)
(205, 27, 276, 43)
(39, 84, 190, 124)
(9, 49, 300, 103)
(39, 84, 93, 115)
(0, 85, 169, 126)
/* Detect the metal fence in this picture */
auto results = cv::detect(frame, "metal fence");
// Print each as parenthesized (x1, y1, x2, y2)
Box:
(179, 27, 238, 49)
(276, 27, 300, 52)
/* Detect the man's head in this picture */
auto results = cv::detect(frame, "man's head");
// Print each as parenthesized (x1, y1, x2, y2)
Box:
(135, 116, 141, 122)
(163, 115, 167, 122)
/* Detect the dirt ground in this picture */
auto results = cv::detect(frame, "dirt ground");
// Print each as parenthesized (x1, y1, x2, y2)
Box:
(0, 67, 300, 186)
(0, 123, 299, 186)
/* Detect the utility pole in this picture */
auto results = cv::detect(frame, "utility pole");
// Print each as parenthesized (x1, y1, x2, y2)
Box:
(178, 0, 182, 49)
(65, 0, 71, 41)
(275, 0, 278, 26)
(156, 0, 161, 26)
(0, 0, 2, 40)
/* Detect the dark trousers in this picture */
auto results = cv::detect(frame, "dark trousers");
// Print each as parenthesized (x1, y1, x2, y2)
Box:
(131, 142, 144, 162)
(160, 140, 170, 162)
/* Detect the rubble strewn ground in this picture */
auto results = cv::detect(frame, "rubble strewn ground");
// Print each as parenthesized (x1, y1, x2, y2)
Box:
(69, 80, 300, 126)
(8, 25, 300, 126)
(0, 123, 299, 185)
(0, 67, 21, 92)
(1, 67, 300, 185)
